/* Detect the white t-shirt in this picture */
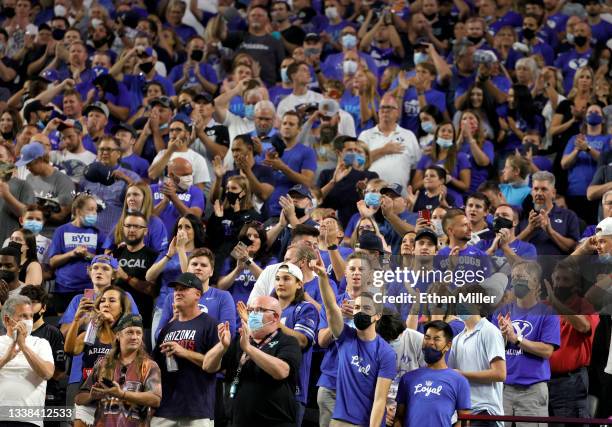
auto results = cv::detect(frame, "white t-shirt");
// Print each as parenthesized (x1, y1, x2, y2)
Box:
(49, 149, 97, 184)
(358, 125, 421, 192)
(277, 90, 324, 118)
(152, 149, 212, 185)
(247, 262, 282, 305)
(338, 109, 356, 137)
(222, 111, 256, 169)
(0, 334, 54, 427)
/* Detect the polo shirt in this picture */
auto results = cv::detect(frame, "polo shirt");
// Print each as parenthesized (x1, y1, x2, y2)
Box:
(517, 205, 580, 255)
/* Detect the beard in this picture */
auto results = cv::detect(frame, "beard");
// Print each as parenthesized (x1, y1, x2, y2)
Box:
(319, 124, 338, 144)
(125, 236, 144, 246)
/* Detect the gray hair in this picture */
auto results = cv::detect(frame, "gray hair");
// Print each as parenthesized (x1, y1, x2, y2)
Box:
(1, 295, 31, 328)
(516, 57, 539, 81)
(255, 100, 275, 115)
(603, 190, 612, 204)
(532, 171, 555, 187)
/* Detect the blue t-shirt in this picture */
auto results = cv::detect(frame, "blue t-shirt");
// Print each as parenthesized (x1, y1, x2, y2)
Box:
(416, 152, 470, 200)
(563, 134, 611, 196)
(591, 20, 612, 45)
(281, 301, 319, 404)
(162, 22, 198, 45)
(48, 223, 105, 293)
(153, 251, 184, 309)
(396, 367, 471, 427)
(150, 184, 206, 239)
(506, 39, 555, 69)
(494, 302, 560, 386)
(500, 182, 531, 207)
(267, 143, 317, 217)
(400, 88, 447, 135)
(332, 324, 397, 425)
(123, 74, 176, 118)
(156, 286, 237, 338)
(319, 246, 353, 283)
(303, 276, 338, 307)
(434, 245, 492, 284)
(167, 62, 218, 88)
(268, 85, 293, 107)
(340, 91, 377, 134)
(121, 153, 150, 179)
(457, 140, 494, 193)
(60, 291, 139, 384)
(489, 10, 523, 34)
(554, 49, 592, 95)
(103, 214, 168, 254)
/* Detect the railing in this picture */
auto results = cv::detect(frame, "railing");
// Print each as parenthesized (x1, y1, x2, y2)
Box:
(458, 413, 612, 425)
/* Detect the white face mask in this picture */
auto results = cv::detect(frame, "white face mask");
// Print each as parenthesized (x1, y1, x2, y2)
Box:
(325, 6, 338, 19)
(177, 175, 193, 191)
(54, 4, 67, 16)
(343, 60, 358, 75)
(12, 319, 33, 339)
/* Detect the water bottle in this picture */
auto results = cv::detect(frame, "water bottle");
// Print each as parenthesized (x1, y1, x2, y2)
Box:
(166, 355, 178, 372)
(83, 320, 98, 346)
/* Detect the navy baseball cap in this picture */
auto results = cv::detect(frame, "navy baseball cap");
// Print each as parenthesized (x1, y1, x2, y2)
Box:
(381, 183, 403, 197)
(288, 184, 312, 199)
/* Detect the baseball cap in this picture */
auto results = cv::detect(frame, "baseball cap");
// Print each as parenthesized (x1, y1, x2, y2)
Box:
(84, 162, 116, 186)
(304, 33, 321, 42)
(288, 184, 312, 199)
(277, 263, 304, 282)
(194, 92, 214, 104)
(90, 254, 119, 270)
(171, 113, 192, 130)
(57, 119, 84, 133)
(23, 100, 54, 120)
(113, 122, 137, 138)
(15, 142, 45, 167)
(596, 217, 612, 237)
(415, 228, 438, 246)
(319, 99, 340, 118)
(84, 101, 110, 119)
(169, 272, 203, 291)
(381, 183, 403, 197)
(114, 314, 144, 332)
(150, 96, 174, 110)
(357, 231, 384, 253)
(40, 69, 59, 83)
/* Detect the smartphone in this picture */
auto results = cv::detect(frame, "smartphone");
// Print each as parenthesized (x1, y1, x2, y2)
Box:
(84, 289, 95, 301)
(418, 210, 431, 222)
(239, 236, 253, 247)
(230, 241, 248, 260)
(101, 378, 114, 388)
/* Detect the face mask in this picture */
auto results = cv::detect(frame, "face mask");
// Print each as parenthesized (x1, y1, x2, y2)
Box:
(554, 286, 573, 301)
(244, 104, 255, 120)
(3, 6, 14, 18)
(159, 123, 169, 131)
(422, 346, 444, 364)
(343, 60, 358, 75)
(573, 36, 588, 47)
(566, 33, 575, 44)
(492, 216, 514, 233)
(522, 28, 536, 40)
(599, 253, 612, 263)
(421, 121, 435, 134)
(93, 36, 110, 49)
(280, 67, 290, 83)
(1, 131, 11, 141)
(54, 4, 67, 16)
(432, 219, 444, 237)
(304, 47, 321, 57)
(467, 36, 483, 45)
(178, 175, 193, 191)
(139, 62, 154, 74)
(436, 137, 453, 148)
(414, 52, 428, 65)
(83, 213, 98, 227)
(343, 152, 356, 167)
(364, 192, 381, 208)
(599, 59, 609, 67)
(248, 311, 265, 331)
(179, 103, 193, 116)
(190, 49, 204, 62)
(325, 6, 338, 19)
(33, 311, 43, 323)
(512, 278, 530, 299)
(52, 28, 66, 41)
(353, 312, 373, 330)
(355, 154, 366, 167)
(0, 270, 16, 283)
(92, 66, 108, 77)
(21, 319, 33, 336)
(341, 34, 357, 49)
(23, 220, 43, 235)
(294, 207, 306, 218)
(456, 303, 473, 321)
(225, 191, 241, 205)
(586, 112, 603, 126)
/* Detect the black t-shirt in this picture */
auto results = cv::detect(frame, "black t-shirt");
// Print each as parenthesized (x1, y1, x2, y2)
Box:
(32, 323, 66, 403)
(153, 312, 219, 419)
(318, 168, 379, 228)
(551, 99, 581, 154)
(204, 125, 230, 149)
(222, 329, 302, 427)
(112, 245, 159, 325)
(223, 32, 286, 86)
(281, 26, 305, 48)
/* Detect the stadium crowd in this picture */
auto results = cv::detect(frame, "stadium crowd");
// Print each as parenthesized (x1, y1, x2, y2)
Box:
(0, 0, 610, 425)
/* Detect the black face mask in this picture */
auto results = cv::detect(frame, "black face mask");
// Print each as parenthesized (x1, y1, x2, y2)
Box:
(353, 312, 373, 330)
(33, 311, 43, 323)
(1, 131, 12, 141)
(139, 62, 154, 73)
(574, 36, 588, 47)
(190, 49, 204, 62)
(225, 191, 242, 205)
(3, 6, 14, 18)
(52, 28, 66, 41)
(522, 28, 536, 40)
(512, 278, 530, 299)
(92, 37, 109, 49)
(467, 35, 483, 45)
(493, 216, 514, 233)
(554, 286, 574, 301)
(423, 12, 436, 20)
(0, 270, 16, 283)
(294, 207, 306, 218)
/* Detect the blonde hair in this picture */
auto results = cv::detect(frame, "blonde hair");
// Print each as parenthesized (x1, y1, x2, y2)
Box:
(113, 182, 154, 245)
(224, 175, 253, 210)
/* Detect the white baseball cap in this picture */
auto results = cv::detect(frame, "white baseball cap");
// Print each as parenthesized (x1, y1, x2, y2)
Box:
(277, 263, 304, 282)
(596, 217, 612, 237)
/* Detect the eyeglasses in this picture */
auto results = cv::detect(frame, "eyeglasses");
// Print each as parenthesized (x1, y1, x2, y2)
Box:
(246, 307, 276, 314)
(123, 224, 147, 229)
(98, 147, 121, 153)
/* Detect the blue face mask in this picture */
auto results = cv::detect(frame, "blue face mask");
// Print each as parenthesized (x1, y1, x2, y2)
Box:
(421, 121, 435, 134)
(364, 192, 381, 208)
(355, 154, 366, 167)
(422, 346, 444, 364)
(244, 104, 255, 120)
(343, 152, 356, 167)
(436, 137, 453, 148)
(586, 112, 603, 126)
(248, 311, 264, 331)
(92, 66, 108, 77)
(342, 34, 357, 49)
(599, 253, 612, 263)
(456, 303, 473, 321)
(159, 123, 169, 130)
(82, 214, 98, 227)
(280, 67, 290, 83)
(179, 103, 193, 117)
(414, 52, 428, 65)
(36, 120, 45, 130)
(23, 220, 43, 235)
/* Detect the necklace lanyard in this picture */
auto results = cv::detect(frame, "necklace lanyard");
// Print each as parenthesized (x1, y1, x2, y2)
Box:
(229, 330, 279, 399)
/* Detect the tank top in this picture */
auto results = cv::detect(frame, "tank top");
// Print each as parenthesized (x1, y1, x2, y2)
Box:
(81, 336, 112, 382)
(19, 258, 34, 283)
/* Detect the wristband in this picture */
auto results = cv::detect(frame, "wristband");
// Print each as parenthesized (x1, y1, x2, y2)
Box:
(164, 254, 172, 261)
(327, 244, 338, 251)
(515, 335, 523, 346)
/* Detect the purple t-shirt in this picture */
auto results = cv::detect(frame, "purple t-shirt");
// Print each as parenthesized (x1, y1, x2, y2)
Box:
(150, 184, 206, 239)
(400, 88, 447, 135)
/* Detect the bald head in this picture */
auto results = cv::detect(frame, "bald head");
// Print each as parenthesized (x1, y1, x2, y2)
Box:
(168, 157, 193, 176)
(252, 295, 282, 316)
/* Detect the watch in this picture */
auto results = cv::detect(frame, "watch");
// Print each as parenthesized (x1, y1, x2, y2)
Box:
(586, 146, 592, 153)
(515, 335, 523, 346)
(245, 258, 253, 266)
(327, 244, 338, 251)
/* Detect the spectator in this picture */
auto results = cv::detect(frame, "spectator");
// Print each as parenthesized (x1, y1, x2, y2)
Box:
(7, 228, 43, 286)
(500, 154, 532, 207)
(48, 119, 96, 184)
(0, 156, 34, 245)
(0, 295, 54, 426)
(465, 192, 495, 244)
(270, 0, 305, 54)
(495, 261, 561, 423)
(169, 36, 218, 95)
(0, 246, 26, 303)
(412, 166, 464, 212)
(82, 102, 110, 154)
(395, 320, 472, 426)
(114, 122, 150, 180)
(203, 295, 303, 426)
(554, 21, 593, 94)
(75, 313, 162, 425)
(153, 272, 220, 427)
(457, 109, 495, 193)
(16, 204, 51, 264)
(133, 95, 175, 164)
(277, 61, 323, 118)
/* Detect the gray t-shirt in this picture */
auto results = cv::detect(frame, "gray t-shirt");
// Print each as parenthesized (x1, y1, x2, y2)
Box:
(29, 170, 75, 238)
(0, 178, 35, 244)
